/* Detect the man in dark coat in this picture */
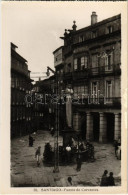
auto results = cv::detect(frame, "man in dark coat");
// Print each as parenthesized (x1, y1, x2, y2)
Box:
(100, 170, 108, 186)
(29, 134, 35, 147)
(107, 172, 115, 186)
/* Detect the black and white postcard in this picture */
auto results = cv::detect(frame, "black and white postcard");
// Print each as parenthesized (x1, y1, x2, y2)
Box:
(0, 1, 127, 194)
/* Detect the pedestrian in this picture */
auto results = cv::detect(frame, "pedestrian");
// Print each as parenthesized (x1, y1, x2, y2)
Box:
(114, 140, 118, 157)
(76, 154, 82, 171)
(50, 127, 55, 136)
(107, 172, 115, 186)
(116, 139, 121, 160)
(100, 170, 108, 186)
(29, 134, 35, 147)
(35, 146, 41, 167)
(67, 177, 72, 185)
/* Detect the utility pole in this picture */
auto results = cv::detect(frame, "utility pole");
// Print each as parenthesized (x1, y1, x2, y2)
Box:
(53, 73, 59, 172)
(53, 73, 59, 173)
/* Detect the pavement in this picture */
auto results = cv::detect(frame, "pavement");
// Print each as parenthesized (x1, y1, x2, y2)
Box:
(11, 130, 121, 187)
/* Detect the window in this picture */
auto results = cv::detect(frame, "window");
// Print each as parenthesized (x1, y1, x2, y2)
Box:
(80, 56, 88, 70)
(108, 26, 113, 34)
(79, 35, 84, 42)
(105, 52, 113, 71)
(92, 82, 98, 97)
(91, 31, 97, 39)
(73, 85, 88, 99)
(92, 54, 98, 67)
(74, 59, 78, 70)
(106, 81, 112, 102)
(92, 54, 99, 73)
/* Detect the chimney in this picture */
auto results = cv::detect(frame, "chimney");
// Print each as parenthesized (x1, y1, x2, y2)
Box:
(91, 12, 97, 25)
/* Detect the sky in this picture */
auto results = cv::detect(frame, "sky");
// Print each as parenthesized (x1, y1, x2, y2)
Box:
(2, 2, 126, 81)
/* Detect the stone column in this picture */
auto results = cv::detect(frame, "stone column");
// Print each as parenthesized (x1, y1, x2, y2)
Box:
(86, 112, 93, 141)
(99, 112, 107, 143)
(73, 112, 81, 132)
(114, 113, 121, 140)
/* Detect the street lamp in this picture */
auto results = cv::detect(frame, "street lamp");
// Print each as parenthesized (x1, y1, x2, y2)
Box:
(46, 67, 59, 173)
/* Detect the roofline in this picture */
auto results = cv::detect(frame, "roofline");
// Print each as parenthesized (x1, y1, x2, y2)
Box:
(35, 75, 55, 85)
(53, 46, 64, 54)
(75, 14, 121, 34)
(11, 42, 18, 49)
(11, 48, 28, 63)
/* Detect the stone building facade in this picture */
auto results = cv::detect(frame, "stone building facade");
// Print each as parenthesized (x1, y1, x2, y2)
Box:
(53, 12, 121, 143)
(11, 43, 33, 137)
(33, 76, 56, 130)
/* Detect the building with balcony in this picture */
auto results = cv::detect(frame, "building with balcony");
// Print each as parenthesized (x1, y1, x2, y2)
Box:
(11, 43, 33, 138)
(53, 12, 121, 143)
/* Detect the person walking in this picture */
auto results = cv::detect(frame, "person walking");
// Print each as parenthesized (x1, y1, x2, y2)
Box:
(100, 170, 108, 186)
(35, 146, 41, 167)
(67, 177, 72, 185)
(114, 140, 118, 157)
(107, 172, 115, 186)
(29, 134, 35, 147)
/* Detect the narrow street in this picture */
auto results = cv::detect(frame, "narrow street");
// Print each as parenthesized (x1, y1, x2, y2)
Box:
(11, 130, 121, 187)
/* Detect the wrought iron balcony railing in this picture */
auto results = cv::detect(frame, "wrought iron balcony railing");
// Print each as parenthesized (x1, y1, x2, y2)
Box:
(89, 64, 121, 76)
(63, 64, 121, 81)
(72, 97, 121, 108)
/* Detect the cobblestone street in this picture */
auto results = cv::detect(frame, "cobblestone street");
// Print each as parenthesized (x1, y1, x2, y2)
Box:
(11, 131, 121, 187)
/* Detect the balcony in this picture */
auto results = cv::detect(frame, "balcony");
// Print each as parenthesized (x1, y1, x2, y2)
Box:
(63, 72, 72, 81)
(89, 64, 121, 76)
(73, 69, 89, 80)
(70, 64, 121, 81)
(72, 97, 121, 109)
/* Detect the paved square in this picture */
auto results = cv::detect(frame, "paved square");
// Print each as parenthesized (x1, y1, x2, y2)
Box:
(11, 131, 121, 187)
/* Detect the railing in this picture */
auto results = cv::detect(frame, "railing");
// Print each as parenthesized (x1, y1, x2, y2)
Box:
(61, 64, 121, 81)
(89, 64, 121, 76)
(72, 97, 121, 108)
(63, 72, 72, 80)
(73, 69, 89, 80)
(71, 64, 121, 79)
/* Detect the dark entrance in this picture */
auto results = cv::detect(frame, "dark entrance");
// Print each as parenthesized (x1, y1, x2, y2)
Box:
(106, 113, 114, 142)
(80, 116, 86, 140)
(93, 113, 99, 141)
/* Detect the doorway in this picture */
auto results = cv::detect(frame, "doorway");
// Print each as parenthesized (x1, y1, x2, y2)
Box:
(93, 113, 99, 141)
(106, 113, 114, 142)
(80, 116, 86, 140)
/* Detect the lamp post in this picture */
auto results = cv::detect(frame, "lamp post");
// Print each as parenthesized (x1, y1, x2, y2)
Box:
(46, 67, 59, 173)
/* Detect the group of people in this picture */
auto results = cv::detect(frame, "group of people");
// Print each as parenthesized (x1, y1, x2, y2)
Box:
(100, 170, 115, 186)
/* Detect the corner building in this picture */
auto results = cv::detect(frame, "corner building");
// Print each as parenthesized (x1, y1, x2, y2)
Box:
(53, 12, 121, 143)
